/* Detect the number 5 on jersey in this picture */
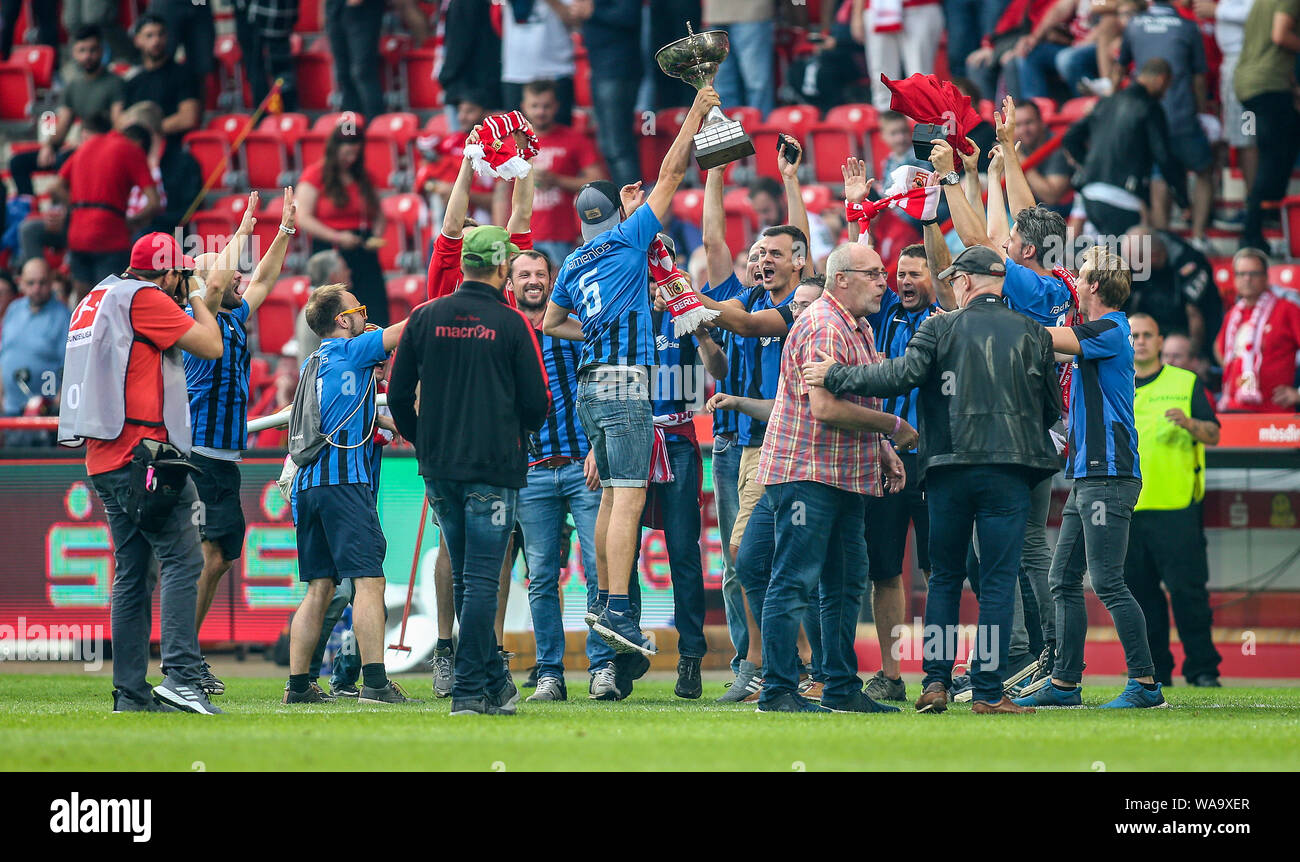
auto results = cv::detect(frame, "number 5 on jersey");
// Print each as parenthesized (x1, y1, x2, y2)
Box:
(578, 268, 602, 317)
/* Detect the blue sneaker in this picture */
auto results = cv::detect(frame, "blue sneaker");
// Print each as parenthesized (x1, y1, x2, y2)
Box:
(756, 692, 830, 713)
(1100, 679, 1168, 709)
(1012, 682, 1082, 708)
(591, 608, 657, 657)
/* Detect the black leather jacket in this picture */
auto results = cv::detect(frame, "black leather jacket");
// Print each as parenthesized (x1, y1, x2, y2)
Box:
(824, 295, 1062, 483)
(1063, 83, 1188, 208)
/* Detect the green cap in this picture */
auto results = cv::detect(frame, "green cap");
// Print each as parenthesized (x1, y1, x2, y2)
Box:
(461, 225, 521, 268)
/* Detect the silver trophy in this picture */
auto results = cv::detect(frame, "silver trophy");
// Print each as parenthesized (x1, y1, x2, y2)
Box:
(655, 23, 756, 170)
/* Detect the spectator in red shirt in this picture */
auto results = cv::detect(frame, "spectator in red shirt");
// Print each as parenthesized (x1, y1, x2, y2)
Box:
(297, 124, 390, 326)
(1215, 248, 1300, 412)
(53, 112, 159, 303)
(519, 79, 604, 266)
(417, 100, 497, 222)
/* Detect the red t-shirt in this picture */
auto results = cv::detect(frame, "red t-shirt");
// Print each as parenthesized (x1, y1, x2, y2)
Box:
(425, 230, 533, 303)
(420, 136, 495, 196)
(1216, 296, 1300, 413)
(59, 131, 155, 253)
(300, 161, 368, 232)
(84, 287, 197, 475)
(529, 124, 597, 243)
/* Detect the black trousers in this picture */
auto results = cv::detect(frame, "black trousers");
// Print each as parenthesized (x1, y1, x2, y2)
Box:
(1241, 91, 1300, 250)
(324, 0, 385, 118)
(9, 146, 71, 197)
(0, 0, 57, 60)
(1123, 504, 1222, 683)
(232, 10, 298, 111)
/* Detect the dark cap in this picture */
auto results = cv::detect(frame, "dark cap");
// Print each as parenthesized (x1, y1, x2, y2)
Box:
(576, 180, 622, 242)
(938, 245, 1007, 280)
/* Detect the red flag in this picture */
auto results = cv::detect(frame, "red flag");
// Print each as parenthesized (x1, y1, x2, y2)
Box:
(881, 73, 982, 156)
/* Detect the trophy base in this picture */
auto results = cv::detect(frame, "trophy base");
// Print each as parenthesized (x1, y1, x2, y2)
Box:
(693, 119, 755, 170)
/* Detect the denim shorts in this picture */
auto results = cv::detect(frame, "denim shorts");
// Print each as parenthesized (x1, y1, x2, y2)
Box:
(575, 366, 652, 488)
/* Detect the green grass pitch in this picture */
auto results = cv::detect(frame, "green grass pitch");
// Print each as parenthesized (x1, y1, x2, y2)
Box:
(3, 675, 1298, 771)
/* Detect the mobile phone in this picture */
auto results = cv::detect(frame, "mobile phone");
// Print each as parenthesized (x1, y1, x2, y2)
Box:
(776, 134, 799, 164)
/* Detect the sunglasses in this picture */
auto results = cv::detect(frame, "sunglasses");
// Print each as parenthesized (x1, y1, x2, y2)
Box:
(339, 305, 368, 318)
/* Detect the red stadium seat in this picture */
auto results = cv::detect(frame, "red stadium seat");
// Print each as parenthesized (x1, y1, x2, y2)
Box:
(387, 275, 424, 322)
(0, 67, 34, 121)
(257, 277, 308, 355)
(1055, 96, 1097, 126)
(378, 33, 413, 108)
(296, 131, 328, 172)
(1282, 195, 1300, 259)
(809, 122, 864, 185)
(751, 106, 821, 181)
(243, 131, 293, 189)
(571, 107, 595, 138)
(184, 130, 235, 191)
(766, 105, 821, 141)
(212, 193, 253, 223)
(423, 112, 450, 137)
(188, 208, 236, 248)
(9, 44, 55, 90)
(313, 111, 365, 132)
(1210, 257, 1235, 306)
(1030, 97, 1056, 124)
(213, 33, 244, 110)
(206, 113, 251, 144)
(379, 193, 427, 272)
(402, 49, 442, 110)
(638, 107, 689, 184)
(800, 184, 833, 215)
(724, 106, 763, 130)
(1269, 264, 1300, 290)
(672, 189, 705, 227)
(275, 275, 312, 308)
(259, 112, 310, 149)
(295, 50, 334, 111)
(297, 0, 324, 33)
(722, 188, 757, 255)
(365, 112, 418, 189)
(369, 112, 419, 147)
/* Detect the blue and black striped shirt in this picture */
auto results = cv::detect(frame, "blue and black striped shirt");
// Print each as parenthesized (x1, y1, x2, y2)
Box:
(294, 329, 388, 492)
(184, 300, 251, 451)
(1066, 312, 1141, 480)
(703, 274, 747, 437)
(739, 287, 793, 447)
(532, 320, 588, 461)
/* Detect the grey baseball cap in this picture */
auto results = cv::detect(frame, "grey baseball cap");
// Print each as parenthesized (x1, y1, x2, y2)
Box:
(938, 245, 1007, 280)
(576, 180, 622, 242)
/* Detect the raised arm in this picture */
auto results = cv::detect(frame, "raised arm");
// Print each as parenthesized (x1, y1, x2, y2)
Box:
(506, 156, 536, 236)
(778, 135, 815, 277)
(242, 188, 297, 313)
(645, 86, 720, 223)
(702, 167, 734, 288)
(695, 293, 792, 337)
(815, 317, 939, 398)
(441, 145, 477, 240)
(924, 222, 956, 310)
(930, 140, 1000, 253)
(694, 327, 728, 380)
(958, 136, 986, 234)
(986, 144, 1011, 251)
(996, 97, 1037, 215)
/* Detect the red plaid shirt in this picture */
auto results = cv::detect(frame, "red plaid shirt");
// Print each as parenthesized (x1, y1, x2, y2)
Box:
(756, 291, 885, 496)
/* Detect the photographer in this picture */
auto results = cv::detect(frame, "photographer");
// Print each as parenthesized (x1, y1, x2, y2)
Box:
(58, 232, 226, 715)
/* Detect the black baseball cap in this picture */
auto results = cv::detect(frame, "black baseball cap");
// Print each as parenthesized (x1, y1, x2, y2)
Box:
(576, 180, 622, 242)
(938, 245, 1007, 280)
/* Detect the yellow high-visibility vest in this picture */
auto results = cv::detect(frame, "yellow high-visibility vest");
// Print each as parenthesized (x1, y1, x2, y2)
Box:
(1134, 364, 1206, 511)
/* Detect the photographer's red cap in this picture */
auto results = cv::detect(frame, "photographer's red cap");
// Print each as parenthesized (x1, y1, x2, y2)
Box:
(129, 232, 196, 271)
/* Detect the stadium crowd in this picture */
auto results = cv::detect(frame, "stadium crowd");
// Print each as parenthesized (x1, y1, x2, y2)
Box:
(4, 0, 1300, 714)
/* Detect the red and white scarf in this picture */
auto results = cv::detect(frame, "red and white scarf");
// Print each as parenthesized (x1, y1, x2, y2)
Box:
(1052, 265, 1083, 414)
(462, 111, 540, 180)
(649, 235, 718, 335)
(845, 165, 941, 233)
(1220, 291, 1279, 408)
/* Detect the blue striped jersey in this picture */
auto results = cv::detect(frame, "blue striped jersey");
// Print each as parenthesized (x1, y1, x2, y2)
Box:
(867, 288, 939, 433)
(183, 300, 251, 451)
(1066, 312, 1141, 480)
(703, 274, 747, 436)
(532, 320, 588, 461)
(738, 286, 794, 447)
(650, 309, 701, 417)
(1002, 258, 1073, 326)
(294, 328, 388, 492)
(551, 205, 661, 370)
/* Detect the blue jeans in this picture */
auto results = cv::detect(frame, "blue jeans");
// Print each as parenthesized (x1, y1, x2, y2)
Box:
(758, 481, 867, 705)
(425, 479, 518, 699)
(925, 465, 1033, 703)
(642, 436, 707, 658)
(575, 368, 652, 488)
(592, 76, 641, 189)
(712, 436, 747, 672)
(1054, 42, 1098, 96)
(516, 460, 607, 680)
(735, 489, 824, 680)
(1012, 41, 1066, 101)
(710, 21, 775, 118)
(944, 0, 1010, 79)
(1051, 477, 1153, 683)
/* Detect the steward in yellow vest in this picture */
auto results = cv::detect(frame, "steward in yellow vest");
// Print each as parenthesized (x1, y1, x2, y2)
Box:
(1124, 314, 1223, 687)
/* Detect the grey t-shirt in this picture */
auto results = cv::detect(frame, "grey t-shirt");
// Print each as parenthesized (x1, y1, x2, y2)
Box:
(60, 69, 125, 123)
(1119, 3, 1206, 134)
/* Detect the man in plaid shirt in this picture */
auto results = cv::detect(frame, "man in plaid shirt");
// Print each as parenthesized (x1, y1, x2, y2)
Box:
(753, 242, 910, 714)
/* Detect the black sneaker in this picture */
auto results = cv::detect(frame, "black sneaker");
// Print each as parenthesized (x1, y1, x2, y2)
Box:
(522, 664, 540, 689)
(486, 679, 520, 715)
(112, 690, 179, 713)
(330, 682, 360, 698)
(675, 656, 703, 699)
(1189, 674, 1221, 688)
(821, 690, 902, 714)
(450, 697, 489, 715)
(359, 680, 417, 704)
(756, 692, 830, 713)
(199, 660, 225, 696)
(283, 681, 327, 704)
(614, 650, 650, 700)
(864, 670, 907, 702)
(153, 678, 223, 714)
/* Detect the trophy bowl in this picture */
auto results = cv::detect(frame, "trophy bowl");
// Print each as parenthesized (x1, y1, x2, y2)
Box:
(655, 23, 755, 170)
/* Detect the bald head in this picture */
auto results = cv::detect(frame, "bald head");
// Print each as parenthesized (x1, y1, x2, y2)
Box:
(19, 258, 52, 309)
(826, 242, 887, 318)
